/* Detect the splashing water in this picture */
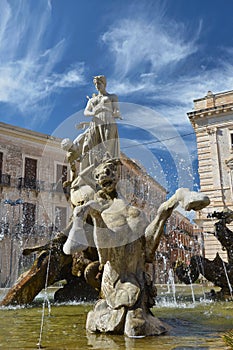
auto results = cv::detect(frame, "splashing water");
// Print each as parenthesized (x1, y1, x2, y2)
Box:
(37, 243, 52, 349)
(222, 260, 233, 298)
(187, 269, 196, 304)
(167, 268, 177, 305)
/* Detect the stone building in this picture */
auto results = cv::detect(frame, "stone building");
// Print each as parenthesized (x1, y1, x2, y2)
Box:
(188, 89, 233, 261)
(154, 210, 202, 283)
(120, 155, 167, 221)
(0, 122, 71, 287)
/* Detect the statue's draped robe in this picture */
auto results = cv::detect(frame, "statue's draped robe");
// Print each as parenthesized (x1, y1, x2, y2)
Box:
(81, 94, 120, 170)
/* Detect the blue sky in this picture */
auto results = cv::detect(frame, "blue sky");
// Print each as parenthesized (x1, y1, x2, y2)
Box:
(1, 0, 233, 194)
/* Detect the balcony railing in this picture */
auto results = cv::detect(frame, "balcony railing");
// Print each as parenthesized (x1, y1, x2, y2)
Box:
(17, 177, 43, 191)
(0, 173, 11, 186)
(15, 177, 70, 194)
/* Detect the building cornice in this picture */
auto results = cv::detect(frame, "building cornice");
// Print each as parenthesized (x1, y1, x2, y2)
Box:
(0, 121, 61, 148)
(187, 103, 233, 124)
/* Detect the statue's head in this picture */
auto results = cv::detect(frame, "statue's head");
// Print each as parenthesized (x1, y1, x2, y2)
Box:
(93, 75, 107, 90)
(61, 138, 73, 151)
(93, 158, 121, 194)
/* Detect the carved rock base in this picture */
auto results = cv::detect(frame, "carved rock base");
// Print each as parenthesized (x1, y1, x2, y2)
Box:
(124, 307, 168, 337)
(86, 299, 168, 337)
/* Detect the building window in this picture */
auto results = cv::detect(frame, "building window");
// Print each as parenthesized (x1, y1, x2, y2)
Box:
(55, 206, 67, 230)
(229, 132, 233, 149)
(0, 152, 10, 186)
(56, 164, 67, 192)
(24, 157, 37, 189)
(22, 202, 36, 234)
(0, 152, 2, 175)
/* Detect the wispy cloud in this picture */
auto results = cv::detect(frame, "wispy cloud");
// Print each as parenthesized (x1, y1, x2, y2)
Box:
(101, 15, 200, 79)
(100, 11, 202, 128)
(0, 0, 86, 127)
(100, 8, 233, 192)
(118, 103, 195, 182)
(101, 9, 233, 133)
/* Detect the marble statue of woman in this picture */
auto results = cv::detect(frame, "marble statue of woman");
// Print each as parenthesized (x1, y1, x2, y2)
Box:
(82, 75, 121, 166)
(61, 76, 122, 204)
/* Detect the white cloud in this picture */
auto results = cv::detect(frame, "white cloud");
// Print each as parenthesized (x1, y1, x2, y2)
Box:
(101, 11, 233, 135)
(109, 79, 147, 95)
(100, 13, 201, 127)
(152, 67, 233, 106)
(50, 63, 86, 88)
(0, 1, 86, 127)
(101, 16, 199, 79)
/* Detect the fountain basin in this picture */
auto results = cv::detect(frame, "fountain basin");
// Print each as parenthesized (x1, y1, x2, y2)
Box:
(0, 285, 231, 349)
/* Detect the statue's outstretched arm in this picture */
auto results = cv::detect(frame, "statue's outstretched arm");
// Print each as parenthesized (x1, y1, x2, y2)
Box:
(145, 188, 210, 262)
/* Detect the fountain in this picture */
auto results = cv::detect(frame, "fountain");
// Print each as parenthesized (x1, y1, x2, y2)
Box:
(175, 209, 233, 299)
(0, 167, 210, 336)
(0, 75, 216, 341)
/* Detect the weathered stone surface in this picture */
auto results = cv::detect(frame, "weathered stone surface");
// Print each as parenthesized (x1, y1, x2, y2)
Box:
(124, 308, 168, 337)
(0, 235, 72, 306)
(105, 278, 140, 309)
(0, 235, 99, 306)
(175, 188, 210, 211)
(64, 157, 209, 337)
(86, 299, 126, 333)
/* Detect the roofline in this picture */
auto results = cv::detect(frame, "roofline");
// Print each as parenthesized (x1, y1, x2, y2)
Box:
(0, 121, 61, 144)
(193, 89, 233, 103)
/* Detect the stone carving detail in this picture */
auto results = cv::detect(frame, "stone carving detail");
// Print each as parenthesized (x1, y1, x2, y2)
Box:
(63, 156, 210, 336)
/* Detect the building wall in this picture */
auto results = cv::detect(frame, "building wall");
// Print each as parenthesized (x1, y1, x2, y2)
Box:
(154, 210, 202, 283)
(120, 155, 167, 221)
(0, 122, 71, 287)
(188, 90, 233, 261)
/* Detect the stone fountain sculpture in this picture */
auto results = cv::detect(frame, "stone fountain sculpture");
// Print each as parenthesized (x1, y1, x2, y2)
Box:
(0, 76, 210, 337)
(63, 157, 210, 337)
(59, 76, 210, 336)
(175, 209, 233, 299)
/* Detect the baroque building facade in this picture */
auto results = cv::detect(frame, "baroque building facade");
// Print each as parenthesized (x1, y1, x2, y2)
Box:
(188, 89, 233, 261)
(0, 122, 70, 287)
